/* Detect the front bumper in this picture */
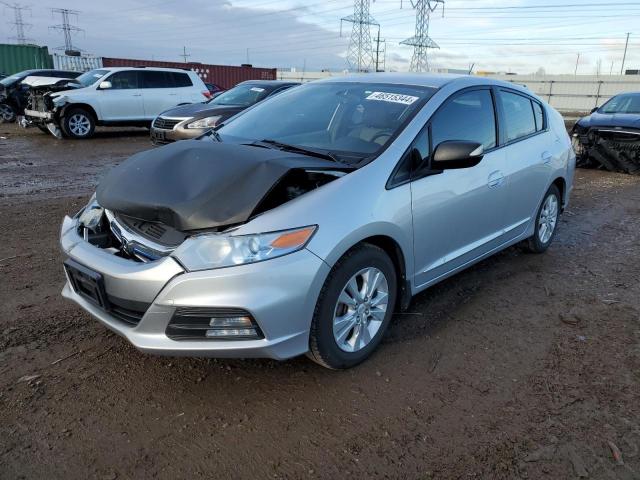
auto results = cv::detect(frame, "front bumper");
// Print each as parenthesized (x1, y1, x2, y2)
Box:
(60, 216, 329, 360)
(150, 124, 206, 145)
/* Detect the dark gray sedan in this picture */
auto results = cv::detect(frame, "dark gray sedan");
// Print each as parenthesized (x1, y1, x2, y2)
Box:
(150, 80, 299, 144)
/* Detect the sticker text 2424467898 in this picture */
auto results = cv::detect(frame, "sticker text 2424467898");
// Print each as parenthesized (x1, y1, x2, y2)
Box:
(365, 92, 419, 105)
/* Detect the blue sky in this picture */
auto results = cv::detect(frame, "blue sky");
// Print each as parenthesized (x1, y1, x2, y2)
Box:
(2, 0, 639, 74)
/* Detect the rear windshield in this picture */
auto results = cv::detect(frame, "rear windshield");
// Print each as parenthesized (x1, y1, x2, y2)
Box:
(599, 93, 640, 114)
(75, 69, 110, 87)
(217, 82, 436, 162)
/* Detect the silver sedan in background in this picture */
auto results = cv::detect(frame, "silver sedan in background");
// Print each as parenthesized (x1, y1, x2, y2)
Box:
(60, 74, 575, 369)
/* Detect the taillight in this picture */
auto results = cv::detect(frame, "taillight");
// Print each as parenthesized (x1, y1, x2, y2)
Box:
(202, 90, 212, 99)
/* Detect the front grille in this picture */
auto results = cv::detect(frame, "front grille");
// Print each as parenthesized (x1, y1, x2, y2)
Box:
(107, 295, 149, 326)
(153, 117, 182, 130)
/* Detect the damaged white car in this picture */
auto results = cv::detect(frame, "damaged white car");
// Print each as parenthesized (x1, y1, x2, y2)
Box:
(23, 67, 209, 139)
(61, 74, 575, 369)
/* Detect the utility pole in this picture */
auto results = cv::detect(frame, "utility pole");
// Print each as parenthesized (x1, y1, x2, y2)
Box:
(574, 53, 580, 76)
(400, 0, 445, 73)
(50, 8, 83, 53)
(374, 27, 386, 72)
(180, 46, 190, 63)
(620, 32, 630, 75)
(341, 0, 379, 72)
(1, 2, 32, 44)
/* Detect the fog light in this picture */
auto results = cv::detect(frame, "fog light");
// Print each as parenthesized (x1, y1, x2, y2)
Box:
(166, 307, 263, 341)
(209, 316, 253, 328)
(205, 328, 257, 338)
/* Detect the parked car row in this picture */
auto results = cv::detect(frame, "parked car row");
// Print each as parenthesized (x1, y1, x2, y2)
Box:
(60, 74, 575, 368)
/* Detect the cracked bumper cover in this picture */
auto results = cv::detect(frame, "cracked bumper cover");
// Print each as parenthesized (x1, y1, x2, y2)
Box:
(60, 215, 330, 359)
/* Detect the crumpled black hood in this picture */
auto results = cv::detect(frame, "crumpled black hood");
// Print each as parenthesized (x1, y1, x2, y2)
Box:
(96, 140, 338, 231)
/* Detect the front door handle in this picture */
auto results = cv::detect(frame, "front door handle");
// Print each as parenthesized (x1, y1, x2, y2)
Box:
(542, 151, 553, 164)
(132, 93, 142, 97)
(488, 170, 505, 188)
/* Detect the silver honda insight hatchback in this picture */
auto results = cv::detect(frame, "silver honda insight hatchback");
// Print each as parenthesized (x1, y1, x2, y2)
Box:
(61, 74, 575, 369)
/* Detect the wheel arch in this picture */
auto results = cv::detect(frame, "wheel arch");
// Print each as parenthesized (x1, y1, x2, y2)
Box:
(60, 103, 99, 121)
(551, 176, 567, 209)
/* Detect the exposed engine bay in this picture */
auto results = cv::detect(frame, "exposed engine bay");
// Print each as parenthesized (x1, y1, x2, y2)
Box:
(81, 140, 351, 262)
(20, 78, 80, 137)
(573, 128, 640, 175)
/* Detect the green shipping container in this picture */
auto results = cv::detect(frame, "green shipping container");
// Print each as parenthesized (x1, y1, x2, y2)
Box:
(0, 44, 53, 76)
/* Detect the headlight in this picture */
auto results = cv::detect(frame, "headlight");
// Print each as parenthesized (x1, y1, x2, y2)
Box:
(78, 194, 104, 231)
(186, 115, 221, 129)
(173, 226, 317, 271)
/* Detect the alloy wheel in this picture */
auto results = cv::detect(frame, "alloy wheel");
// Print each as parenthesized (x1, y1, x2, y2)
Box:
(0, 104, 15, 122)
(332, 267, 389, 353)
(68, 113, 91, 136)
(538, 193, 558, 244)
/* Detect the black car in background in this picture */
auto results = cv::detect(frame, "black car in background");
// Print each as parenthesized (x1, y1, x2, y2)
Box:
(0, 69, 80, 122)
(150, 80, 299, 144)
(572, 92, 640, 174)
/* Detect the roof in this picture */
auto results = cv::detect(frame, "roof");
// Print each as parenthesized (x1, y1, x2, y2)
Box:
(315, 72, 529, 92)
(237, 80, 300, 87)
(97, 66, 198, 74)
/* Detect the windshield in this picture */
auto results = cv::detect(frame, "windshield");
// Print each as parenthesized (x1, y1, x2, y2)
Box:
(599, 94, 640, 114)
(0, 70, 34, 87)
(75, 69, 109, 87)
(217, 82, 436, 162)
(209, 84, 272, 106)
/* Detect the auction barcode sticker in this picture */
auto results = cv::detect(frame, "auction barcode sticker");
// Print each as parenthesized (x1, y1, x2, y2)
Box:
(366, 92, 419, 105)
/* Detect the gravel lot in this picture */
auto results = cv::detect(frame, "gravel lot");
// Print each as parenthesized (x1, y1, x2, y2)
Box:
(1, 123, 639, 479)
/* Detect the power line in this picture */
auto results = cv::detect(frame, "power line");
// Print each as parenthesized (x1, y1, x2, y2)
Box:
(1, 2, 32, 44)
(340, 0, 379, 71)
(50, 8, 83, 53)
(400, 0, 444, 72)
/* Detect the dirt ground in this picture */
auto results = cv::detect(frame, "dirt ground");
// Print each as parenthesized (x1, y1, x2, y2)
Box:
(0, 123, 639, 479)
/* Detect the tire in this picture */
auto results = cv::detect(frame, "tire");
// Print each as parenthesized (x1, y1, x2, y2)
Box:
(0, 103, 16, 123)
(61, 108, 95, 139)
(522, 184, 561, 254)
(308, 244, 397, 369)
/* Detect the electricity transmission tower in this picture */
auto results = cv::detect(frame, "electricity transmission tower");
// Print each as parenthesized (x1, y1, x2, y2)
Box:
(400, 0, 444, 72)
(341, 0, 379, 72)
(50, 8, 83, 53)
(1, 2, 32, 44)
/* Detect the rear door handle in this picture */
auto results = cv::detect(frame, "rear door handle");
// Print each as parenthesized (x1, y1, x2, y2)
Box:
(542, 151, 553, 164)
(487, 170, 505, 188)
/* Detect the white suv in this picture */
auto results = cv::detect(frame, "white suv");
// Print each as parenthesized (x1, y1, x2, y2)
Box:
(22, 67, 210, 139)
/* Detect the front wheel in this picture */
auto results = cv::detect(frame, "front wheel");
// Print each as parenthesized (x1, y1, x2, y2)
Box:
(308, 244, 397, 369)
(0, 103, 16, 123)
(61, 108, 95, 139)
(523, 184, 561, 253)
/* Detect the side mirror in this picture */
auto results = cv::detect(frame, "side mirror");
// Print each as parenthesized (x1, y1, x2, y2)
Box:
(98, 81, 112, 90)
(431, 141, 484, 170)
(590, 107, 598, 114)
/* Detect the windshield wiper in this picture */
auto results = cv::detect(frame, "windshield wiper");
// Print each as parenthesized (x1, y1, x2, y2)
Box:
(259, 139, 343, 163)
(208, 129, 222, 142)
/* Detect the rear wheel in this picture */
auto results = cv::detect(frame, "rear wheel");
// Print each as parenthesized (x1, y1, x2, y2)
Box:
(0, 103, 16, 123)
(523, 184, 561, 253)
(308, 244, 397, 369)
(61, 108, 95, 139)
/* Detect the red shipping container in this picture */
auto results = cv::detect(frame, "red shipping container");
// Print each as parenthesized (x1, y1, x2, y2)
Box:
(101, 57, 276, 89)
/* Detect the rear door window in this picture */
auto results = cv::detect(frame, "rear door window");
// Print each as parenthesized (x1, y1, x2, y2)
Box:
(430, 89, 497, 150)
(498, 90, 537, 142)
(141, 71, 172, 88)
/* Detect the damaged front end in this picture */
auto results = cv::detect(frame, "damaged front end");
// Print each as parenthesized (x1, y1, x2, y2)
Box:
(77, 141, 350, 265)
(573, 127, 640, 175)
(21, 78, 79, 138)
